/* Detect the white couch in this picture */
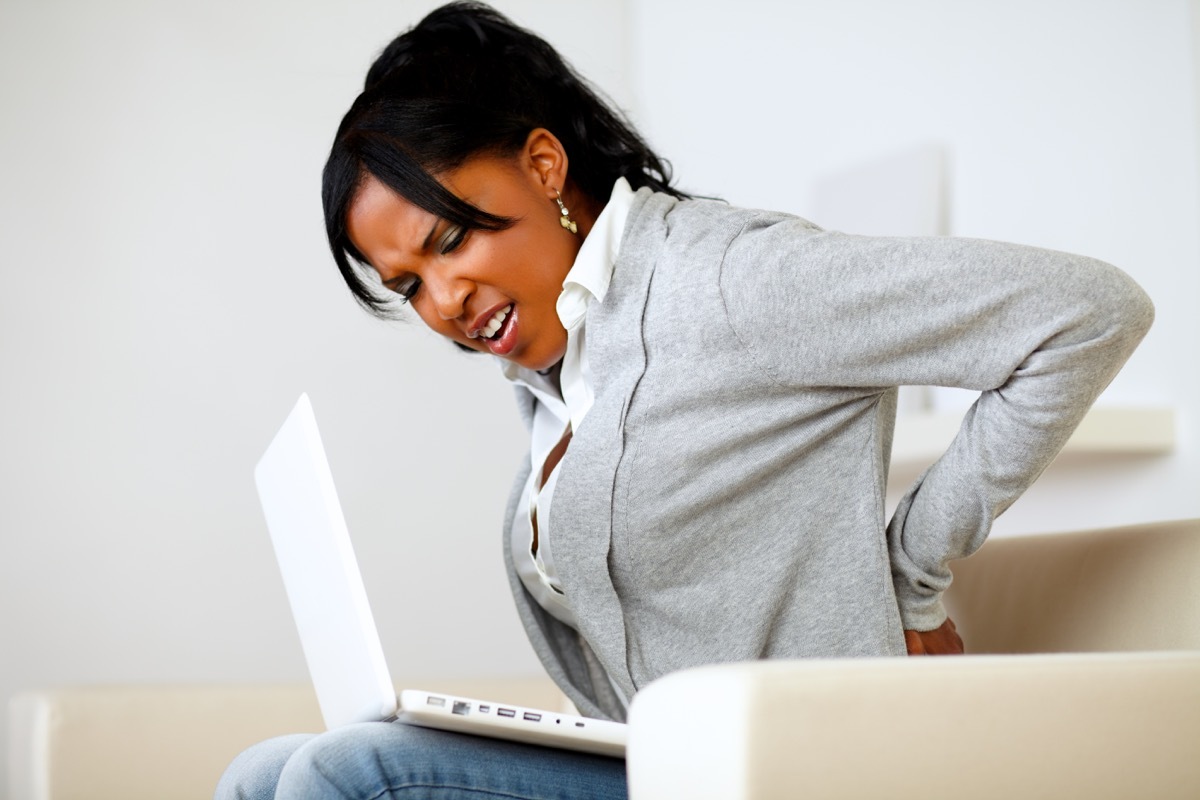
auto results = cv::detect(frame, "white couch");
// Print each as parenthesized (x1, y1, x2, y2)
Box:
(10, 519, 1199, 799)
(628, 518, 1200, 799)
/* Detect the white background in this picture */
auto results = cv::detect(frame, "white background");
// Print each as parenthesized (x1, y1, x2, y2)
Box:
(1, 1, 1197, 794)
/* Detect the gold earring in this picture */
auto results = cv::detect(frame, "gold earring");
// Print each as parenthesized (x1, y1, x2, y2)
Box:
(555, 190, 578, 235)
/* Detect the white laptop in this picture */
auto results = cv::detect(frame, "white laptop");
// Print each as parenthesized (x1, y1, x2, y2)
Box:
(255, 393, 626, 758)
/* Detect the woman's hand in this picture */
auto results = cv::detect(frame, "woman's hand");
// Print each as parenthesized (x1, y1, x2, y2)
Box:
(904, 617, 964, 655)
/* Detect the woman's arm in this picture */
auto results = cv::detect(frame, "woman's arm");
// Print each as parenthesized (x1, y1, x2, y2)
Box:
(719, 221, 1155, 635)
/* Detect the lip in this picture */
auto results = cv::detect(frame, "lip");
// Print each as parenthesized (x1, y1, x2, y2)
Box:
(468, 301, 513, 340)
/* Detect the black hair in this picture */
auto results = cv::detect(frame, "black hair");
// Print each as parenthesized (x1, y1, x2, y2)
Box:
(322, 1, 687, 318)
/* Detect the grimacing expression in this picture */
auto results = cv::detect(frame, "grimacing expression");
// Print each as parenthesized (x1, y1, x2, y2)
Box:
(346, 154, 582, 372)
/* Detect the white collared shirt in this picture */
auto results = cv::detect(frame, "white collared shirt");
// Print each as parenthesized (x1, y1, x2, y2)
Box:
(501, 177, 634, 629)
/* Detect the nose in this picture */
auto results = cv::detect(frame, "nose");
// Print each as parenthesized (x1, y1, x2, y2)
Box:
(424, 271, 472, 321)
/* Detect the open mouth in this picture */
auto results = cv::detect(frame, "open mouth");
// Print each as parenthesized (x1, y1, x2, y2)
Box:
(477, 305, 511, 341)
(478, 304, 518, 356)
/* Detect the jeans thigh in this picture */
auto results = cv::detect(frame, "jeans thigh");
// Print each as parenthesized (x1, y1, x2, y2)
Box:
(275, 722, 627, 800)
(216, 733, 317, 800)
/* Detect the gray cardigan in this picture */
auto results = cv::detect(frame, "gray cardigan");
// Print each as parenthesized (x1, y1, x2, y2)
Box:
(501, 188, 1153, 721)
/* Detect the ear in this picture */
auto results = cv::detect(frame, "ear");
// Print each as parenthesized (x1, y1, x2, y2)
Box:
(521, 128, 569, 199)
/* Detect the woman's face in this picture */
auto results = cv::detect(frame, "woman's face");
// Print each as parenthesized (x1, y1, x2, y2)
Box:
(345, 149, 583, 372)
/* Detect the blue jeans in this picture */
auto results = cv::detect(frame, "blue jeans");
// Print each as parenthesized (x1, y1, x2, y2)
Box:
(215, 722, 628, 799)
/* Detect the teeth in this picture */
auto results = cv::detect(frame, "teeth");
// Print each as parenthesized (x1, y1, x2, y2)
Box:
(479, 305, 511, 340)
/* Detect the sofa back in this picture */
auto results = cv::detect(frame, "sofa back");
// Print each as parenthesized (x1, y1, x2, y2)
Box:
(944, 518, 1200, 653)
(8, 677, 567, 800)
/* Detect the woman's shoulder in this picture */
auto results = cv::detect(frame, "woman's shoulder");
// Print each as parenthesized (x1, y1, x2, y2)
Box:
(624, 187, 825, 256)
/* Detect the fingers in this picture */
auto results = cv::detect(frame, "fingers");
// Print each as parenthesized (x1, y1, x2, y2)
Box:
(904, 617, 964, 656)
(926, 617, 964, 655)
(904, 629, 926, 655)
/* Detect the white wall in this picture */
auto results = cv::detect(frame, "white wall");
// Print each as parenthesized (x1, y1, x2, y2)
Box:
(1, 0, 1198, 795)
(0, 0, 630, 794)
(629, 0, 1200, 536)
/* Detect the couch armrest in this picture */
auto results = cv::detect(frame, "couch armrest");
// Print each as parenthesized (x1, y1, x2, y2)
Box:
(626, 653, 1200, 800)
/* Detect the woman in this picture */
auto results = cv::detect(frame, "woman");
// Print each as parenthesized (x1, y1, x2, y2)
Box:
(218, 2, 1152, 797)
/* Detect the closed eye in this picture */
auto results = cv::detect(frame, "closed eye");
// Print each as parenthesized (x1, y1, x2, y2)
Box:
(384, 222, 466, 303)
(386, 274, 421, 303)
(438, 224, 468, 255)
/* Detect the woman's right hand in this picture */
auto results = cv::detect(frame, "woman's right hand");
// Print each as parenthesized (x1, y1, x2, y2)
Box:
(904, 617, 964, 655)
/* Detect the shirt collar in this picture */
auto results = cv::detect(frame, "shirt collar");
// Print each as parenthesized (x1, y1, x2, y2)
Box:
(500, 177, 635, 389)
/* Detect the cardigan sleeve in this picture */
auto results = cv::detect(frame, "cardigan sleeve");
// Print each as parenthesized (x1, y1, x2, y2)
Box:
(718, 219, 1154, 631)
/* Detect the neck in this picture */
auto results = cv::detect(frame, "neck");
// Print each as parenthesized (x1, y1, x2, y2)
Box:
(536, 359, 563, 392)
(564, 186, 606, 241)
